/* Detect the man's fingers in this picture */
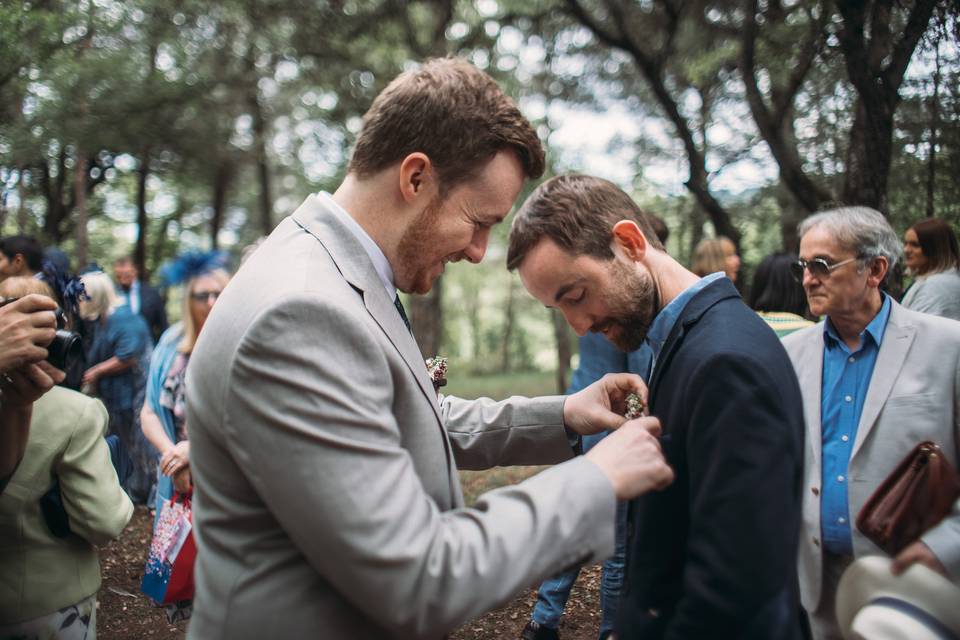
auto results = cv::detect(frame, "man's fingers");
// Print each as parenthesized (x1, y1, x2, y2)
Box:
(638, 417, 662, 438)
(8, 293, 58, 315)
(33, 360, 65, 384)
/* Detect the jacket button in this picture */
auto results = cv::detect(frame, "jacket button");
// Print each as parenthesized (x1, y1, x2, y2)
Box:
(813, 537, 820, 547)
(811, 487, 819, 496)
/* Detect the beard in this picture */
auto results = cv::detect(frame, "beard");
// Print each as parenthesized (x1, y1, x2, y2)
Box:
(395, 196, 444, 295)
(593, 259, 659, 352)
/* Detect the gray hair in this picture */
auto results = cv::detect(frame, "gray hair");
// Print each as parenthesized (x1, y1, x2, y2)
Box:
(798, 206, 902, 271)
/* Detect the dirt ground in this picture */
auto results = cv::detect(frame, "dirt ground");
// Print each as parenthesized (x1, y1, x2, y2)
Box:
(97, 506, 603, 640)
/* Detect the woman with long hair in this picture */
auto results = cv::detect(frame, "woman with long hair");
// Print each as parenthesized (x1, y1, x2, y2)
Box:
(901, 217, 960, 321)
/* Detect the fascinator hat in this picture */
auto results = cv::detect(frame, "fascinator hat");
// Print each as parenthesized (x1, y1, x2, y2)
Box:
(38, 260, 88, 322)
(159, 251, 230, 288)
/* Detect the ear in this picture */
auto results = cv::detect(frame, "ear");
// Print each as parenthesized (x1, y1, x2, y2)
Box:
(11, 254, 26, 270)
(612, 220, 648, 263)
(866, 255, 889, 288)
(397, 153, 435, 204)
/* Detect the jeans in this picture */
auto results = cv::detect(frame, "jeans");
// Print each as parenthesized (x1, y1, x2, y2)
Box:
(531, 432, 628, 638)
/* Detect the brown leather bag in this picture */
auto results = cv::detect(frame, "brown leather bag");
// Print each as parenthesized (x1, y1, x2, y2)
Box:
(857, 441, 960, 556)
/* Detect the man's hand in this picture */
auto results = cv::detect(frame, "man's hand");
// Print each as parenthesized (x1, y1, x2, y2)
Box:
(585, 417, 674, 500)
(161, 440, 190, 477)
(891, 540, 948, 577)
(0, 294, 58, 375)
(81, 366, 101, 388)
(563, 373, 648, 435)
(0, 360, 66, 409)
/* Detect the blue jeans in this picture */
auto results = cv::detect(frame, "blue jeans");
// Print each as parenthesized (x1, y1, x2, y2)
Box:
(530, 432, 628, 638)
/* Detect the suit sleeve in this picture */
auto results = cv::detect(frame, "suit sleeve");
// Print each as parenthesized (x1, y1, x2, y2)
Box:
(664, 352, 802, 639)
(224, 296, 616, 638)
(920, 344, 960, 579)
(58, 397, 134, 545)
(439, 394, 575, 470)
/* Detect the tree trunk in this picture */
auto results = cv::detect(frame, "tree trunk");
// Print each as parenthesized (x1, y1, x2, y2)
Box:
(926, 33, 941, 218)
(551, 309, 572, 394)
(210, 161, 232, 250)
(500, 277, 516, 372)
(410, 284, 442, 358)
(134, 152, 150, 273)
(247, 78, 273, 236)
(16, 169, 28, 232)
(73, 152, 88, 267)
(842, 99, 895, 212)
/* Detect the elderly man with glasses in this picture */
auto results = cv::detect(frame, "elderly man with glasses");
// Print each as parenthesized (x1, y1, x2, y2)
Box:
(782, 206, 960, 639)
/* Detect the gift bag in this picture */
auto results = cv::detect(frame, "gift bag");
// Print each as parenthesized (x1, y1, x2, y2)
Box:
(141, 492, 196, 604)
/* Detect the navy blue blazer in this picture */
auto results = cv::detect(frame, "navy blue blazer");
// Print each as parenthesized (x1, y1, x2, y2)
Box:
(137, 281, 168, 344)
(616, 278, 804, 640)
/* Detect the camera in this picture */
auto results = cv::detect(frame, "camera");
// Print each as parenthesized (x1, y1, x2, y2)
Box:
(0, 296, 84, 374)
(48, 308, 84, 372)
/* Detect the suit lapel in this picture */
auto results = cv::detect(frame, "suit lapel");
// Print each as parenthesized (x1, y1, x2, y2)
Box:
(793, 327, 824, 472)
(851, 304, 916, 459)
(290, 195, 445, 427)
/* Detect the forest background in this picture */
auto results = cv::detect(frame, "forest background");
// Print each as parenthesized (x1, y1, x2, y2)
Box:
(2, 0, 958, 392)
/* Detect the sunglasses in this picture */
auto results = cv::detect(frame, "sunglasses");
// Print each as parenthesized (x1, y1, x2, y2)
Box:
(190, 290, 222, 302)
(790, 256, 859, 283)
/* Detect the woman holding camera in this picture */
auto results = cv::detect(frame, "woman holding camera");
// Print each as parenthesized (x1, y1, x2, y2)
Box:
(0, 276, 133, 639)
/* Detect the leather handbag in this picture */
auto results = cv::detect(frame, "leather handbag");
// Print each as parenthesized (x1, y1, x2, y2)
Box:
(857, 441, 960, 556)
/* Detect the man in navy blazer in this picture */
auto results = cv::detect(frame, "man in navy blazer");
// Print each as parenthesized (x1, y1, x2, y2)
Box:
(114, 257, 167, 343)
(509, 174, 805, 640)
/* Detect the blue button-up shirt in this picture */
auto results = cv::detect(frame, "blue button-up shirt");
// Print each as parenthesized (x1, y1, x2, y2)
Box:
(820, 294, 891, 554)
(646, 272, 725, 368)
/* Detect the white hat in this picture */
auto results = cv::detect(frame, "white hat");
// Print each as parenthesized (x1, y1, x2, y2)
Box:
(836, 556, 960, 640)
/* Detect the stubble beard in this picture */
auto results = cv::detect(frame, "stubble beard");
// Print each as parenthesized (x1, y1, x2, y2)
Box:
(598, 260, 659, 352)
(395, 196, 444, 295)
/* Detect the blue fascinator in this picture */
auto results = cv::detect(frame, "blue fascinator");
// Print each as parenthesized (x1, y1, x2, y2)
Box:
(159, 251, 230, 287)
(39, 261, 89, 321)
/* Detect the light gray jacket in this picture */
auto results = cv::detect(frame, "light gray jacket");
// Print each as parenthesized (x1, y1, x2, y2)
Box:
(901, 268, 960, 321)
(783, 301, 960, 611)
(185, 195, 615, 639)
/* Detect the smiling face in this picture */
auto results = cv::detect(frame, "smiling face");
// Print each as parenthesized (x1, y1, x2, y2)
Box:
(903, 228, 929, 275)
(394, 150, 525, 295)
(798, 225, 880, 319)
(518, 238, 657, 352)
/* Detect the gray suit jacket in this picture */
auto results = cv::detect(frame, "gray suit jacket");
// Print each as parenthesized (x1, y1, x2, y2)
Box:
(783, 300, 960, 610)
(185, 195, 616, 639)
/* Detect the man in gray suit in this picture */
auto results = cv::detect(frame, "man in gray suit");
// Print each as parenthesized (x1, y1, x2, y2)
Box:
(782, 206, 960, 639)
(185, 58, 674, 640)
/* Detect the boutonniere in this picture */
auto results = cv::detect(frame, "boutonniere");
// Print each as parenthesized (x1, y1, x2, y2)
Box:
(624, 392, 646, 420)
(425, 356, 448, 391)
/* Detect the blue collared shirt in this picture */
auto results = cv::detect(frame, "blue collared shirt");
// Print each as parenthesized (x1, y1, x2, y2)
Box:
(646, 272, 725, 368)
(117, 280, 141, 315)
(820, 294, 891, 555)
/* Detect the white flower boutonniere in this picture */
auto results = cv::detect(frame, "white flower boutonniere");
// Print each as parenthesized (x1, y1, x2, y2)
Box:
(425, 356, 448, 391)
(624, 392, 646, 420)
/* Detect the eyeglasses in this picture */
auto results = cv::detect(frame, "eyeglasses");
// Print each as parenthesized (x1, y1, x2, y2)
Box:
(790, 256, 859, 283)
(190, 290, 222, 302)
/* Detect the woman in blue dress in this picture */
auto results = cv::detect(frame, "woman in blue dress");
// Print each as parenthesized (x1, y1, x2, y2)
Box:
(79, 270, 153, 501)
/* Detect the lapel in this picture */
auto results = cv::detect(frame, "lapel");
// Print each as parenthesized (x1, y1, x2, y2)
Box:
(289, 195, 445, 427)
(792, 324, 825, 472)
(851, 301, 916, 459)
(648, 278, 741, 403)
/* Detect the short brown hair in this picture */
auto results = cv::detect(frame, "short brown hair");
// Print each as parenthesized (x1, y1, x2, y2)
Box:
(507, 174, 664, 271)
(348, 57, 545, 193)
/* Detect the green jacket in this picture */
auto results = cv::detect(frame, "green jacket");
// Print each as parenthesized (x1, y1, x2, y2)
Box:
(0, 386, 133, 623)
